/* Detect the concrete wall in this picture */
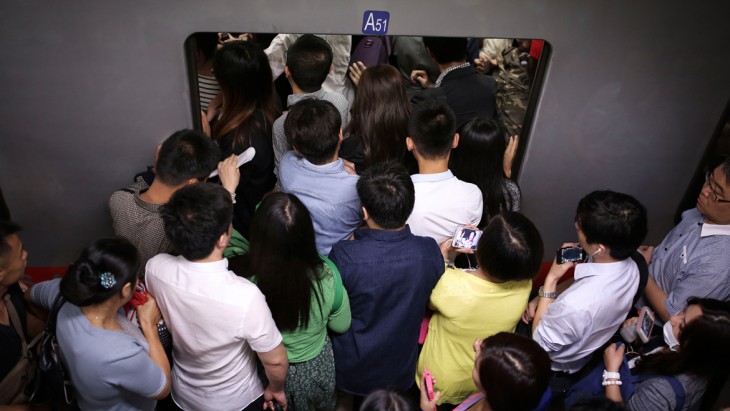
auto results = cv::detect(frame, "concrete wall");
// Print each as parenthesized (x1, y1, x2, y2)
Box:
(1, 0, 729, 265)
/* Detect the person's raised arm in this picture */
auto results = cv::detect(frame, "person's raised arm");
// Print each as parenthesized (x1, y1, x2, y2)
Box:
(136, 294, 171, 400)
(257, 343, 288, 410)
(532, 244, 577, 334)
(644, 276, 671, 322)
(602, 343, 626, 403)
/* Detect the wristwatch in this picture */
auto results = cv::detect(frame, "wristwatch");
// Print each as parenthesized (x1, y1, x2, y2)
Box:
(538, 286, 558, 299)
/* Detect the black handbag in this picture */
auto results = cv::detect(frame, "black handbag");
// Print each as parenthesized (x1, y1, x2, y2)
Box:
(26, 294, 75, 406)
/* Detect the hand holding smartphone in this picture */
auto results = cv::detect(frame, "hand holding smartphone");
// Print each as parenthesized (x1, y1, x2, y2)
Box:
(452, 226, 483, 251)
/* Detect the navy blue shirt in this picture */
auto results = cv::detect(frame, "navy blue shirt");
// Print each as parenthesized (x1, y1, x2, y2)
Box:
(328, 226, 444, 395)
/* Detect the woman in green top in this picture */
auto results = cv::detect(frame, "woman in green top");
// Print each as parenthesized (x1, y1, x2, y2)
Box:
(247, 192, 352, 411)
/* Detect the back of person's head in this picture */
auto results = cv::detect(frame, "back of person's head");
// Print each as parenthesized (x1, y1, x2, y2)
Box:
(285, 99, 341, 165)
(477, 211, 544, 282)
(450, 117, 509, 223)
(161, 183, 233, 261)
(359, 389, 417, 411)
(357, 162, 414, 229)
(192, 32, 220, 62)
(348, 64, 411, 166)
(408, 100, 456, 160)
(0, 220, 22, 268)
(477, 332, 551, 411)
(248, 192, 322, 331)
(575, 190, 648, 260)
(60, 238, 139, 307)
(286, 34, 333, 92)
(679, 298, 730, 376)
(155, 129, 221, 187)
(212, 40, 278, 143)
(423, 36, 468, 64)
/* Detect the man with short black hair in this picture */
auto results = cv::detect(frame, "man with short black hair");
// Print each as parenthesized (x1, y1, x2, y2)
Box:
(643, 157, 730, 321)
(405, 100, 483, 245)
(109, 129, 238, 274)
(410, 36, 497, 128)
(278, 99, 361, 255)
(272, 34, 350, 172)
(329, 162, 443, 405)
(145, 183, 288, 411)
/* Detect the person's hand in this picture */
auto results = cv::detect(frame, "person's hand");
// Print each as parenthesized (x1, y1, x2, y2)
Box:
(218, 154, 240, 193)
(545, 242, 579, 282)
(603, 343, 625, 373)
(522, 296, 539, 324)
(503, 135, 519, 179)
(419, 372, 441, 411)
(342, 159, 357, 175)
(638, 245, 654, 264)
(348, 61, 367, 87)
(410, 70, 433, 88)
(263, 385, 287, 410)
(136, 294, 162, 329)
(474, 52, 497, 74)
(622, 317, 638, 329)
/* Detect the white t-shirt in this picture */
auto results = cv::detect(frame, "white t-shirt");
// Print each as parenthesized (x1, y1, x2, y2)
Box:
(146, 254, 282, 411)
(533, 259, 640, 373)
(407, 170, 483, 245)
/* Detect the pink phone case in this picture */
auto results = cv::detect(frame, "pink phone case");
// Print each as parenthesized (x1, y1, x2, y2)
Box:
(424, 370, 434, 401)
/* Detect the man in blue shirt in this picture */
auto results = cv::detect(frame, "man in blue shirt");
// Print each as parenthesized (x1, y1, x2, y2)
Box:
(278, 99, 361, 255)
(328, 162, 444, 407)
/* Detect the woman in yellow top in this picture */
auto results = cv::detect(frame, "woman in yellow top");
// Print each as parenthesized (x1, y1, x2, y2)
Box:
(416, 211, 544, 405)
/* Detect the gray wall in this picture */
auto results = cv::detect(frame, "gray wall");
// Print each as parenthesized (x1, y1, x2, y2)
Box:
(1, 0, 729, 265)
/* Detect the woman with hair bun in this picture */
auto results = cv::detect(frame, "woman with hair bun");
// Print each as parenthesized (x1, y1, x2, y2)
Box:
(27, 238, 170, 410)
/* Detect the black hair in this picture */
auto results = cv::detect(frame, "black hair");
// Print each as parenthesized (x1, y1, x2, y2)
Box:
(357, 162, 414, 229)
(192, 32, 220, 62)
(155, 129, 221, 186)
(477, 332, 551, 411)
(161, 183, 233, 261)
(477, 212, 544, 282)
(212, 40, 280, 150)
(359, 389, 417, 411)
(0, 220, 22, 267)
(423, 37, 468, 64)
(633, 298, 730, 409)
(286, 34, 333, 92)
(285, 99, 341, 165)
(575, 190, 648, 260)
(246, 192, 324, 331)
(408, 100, 456, 160)
(451, 117, 515, 225)
(60, 238, 139, 307)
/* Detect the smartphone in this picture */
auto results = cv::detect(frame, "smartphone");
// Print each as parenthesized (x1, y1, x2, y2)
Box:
(452, 226, 483, 251)
(636, 306, 655, 343)
(556, 246, 586, 264)
(423, 370, 435, 401)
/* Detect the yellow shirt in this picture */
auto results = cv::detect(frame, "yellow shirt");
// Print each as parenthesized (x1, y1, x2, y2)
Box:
(416, 266, 531, 404)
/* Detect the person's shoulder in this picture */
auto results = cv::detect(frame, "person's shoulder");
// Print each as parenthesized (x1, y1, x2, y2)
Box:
(109, 180, 144, 205)
(145, 253, 179, 275)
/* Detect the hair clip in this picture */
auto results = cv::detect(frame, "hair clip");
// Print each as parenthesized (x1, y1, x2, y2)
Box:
(100, 272, 116, 289)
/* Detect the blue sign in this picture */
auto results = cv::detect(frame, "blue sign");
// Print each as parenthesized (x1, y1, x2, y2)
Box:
(362, 10, 390, 35)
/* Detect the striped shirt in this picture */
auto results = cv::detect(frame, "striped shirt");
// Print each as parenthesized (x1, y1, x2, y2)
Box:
(197, 73, 219, 111)
(650, 208, 730, 315)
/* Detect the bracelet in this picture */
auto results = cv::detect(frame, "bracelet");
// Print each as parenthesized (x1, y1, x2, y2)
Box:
(229, 191, 237, 204)
(602, 370, 621, 380)
(602, 380, 622, 386)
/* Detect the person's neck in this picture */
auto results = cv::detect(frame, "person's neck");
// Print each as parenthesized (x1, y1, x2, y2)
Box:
(139, 180, 179, 205)
(471, 267, 504, 283)
(191, 248, 225, 264)
(472, 396, 492, 411)
(591, 253, 618, 264)
(197, 59, 213, 76)
(416, 157, 450, 175)
(82, 300, 122, 330)
(438, 60, 468, 73)
(365, 221, 404, 231)
(290, 82, 319, 96)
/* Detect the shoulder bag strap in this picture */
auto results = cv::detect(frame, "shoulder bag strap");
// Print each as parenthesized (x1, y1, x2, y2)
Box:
(46, 293, 66, 335)
(659, 376, 686, 411)
(4, 293, 29, 350)
(320, 255, 344, 312)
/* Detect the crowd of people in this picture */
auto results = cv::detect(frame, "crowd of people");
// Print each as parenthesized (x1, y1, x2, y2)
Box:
(1, 33, 730, 411)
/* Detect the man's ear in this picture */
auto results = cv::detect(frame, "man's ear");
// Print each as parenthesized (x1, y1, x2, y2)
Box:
(185, 178, 199, 186)
(406, 137, 415, 152)
(339, 129, 343, 143)
(329, 64, 334, 73)
(362, 206, 370, 222)
(452, 133, 460, 149)
(284, 66, 291, 79)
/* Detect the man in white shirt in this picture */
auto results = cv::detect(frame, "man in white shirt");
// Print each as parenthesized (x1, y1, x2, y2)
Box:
(146, 183, 288, 411)
(529, 190, 647, 397)
(405, 100, 483, 245)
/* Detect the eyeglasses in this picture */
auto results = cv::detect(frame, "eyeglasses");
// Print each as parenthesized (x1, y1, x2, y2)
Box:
(705, 172, 730, 203)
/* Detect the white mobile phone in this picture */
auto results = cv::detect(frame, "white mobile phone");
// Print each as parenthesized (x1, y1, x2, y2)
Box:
(636, 306, 655, 343)
(451, 225, 482, 251)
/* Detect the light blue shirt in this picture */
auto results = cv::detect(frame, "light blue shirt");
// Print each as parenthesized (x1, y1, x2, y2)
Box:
(650, 208, 730, 315)
(279, 151, 361, 254)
